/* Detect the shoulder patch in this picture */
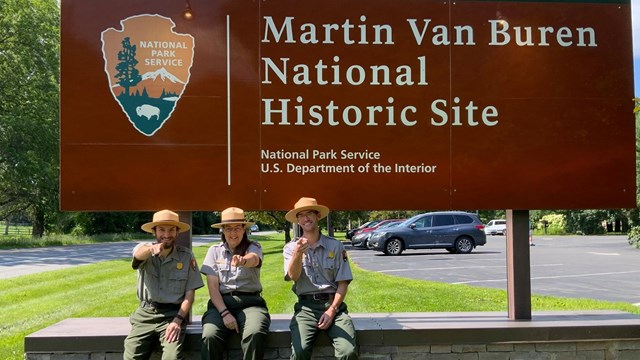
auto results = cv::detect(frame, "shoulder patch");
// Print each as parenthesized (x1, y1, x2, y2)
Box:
(342, 250, 348, 262)
(190, 257, 197, 270)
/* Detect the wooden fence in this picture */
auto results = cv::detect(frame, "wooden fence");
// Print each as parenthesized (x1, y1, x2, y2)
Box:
(2, 223, 32, 236)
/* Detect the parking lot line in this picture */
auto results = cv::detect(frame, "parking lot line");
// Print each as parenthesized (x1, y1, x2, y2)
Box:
(377, 263, 563, 273)
(379, 265, 505, 273)
(454, 270, 640, 285)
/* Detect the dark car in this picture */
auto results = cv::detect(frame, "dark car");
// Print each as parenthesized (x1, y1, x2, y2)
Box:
(350, 219, 404, 248)
(367, 211, 487, 255)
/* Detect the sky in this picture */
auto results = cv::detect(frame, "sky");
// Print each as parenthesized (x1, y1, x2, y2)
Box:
(634, 0, 640, 96)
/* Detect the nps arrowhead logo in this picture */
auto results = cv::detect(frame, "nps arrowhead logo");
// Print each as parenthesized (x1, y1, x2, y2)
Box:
(101, 14, 194, 136)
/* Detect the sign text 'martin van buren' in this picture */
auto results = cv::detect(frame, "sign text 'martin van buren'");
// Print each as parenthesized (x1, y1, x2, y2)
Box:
(258, 16, 597, 128)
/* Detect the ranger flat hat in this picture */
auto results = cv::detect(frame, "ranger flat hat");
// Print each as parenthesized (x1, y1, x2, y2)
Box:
(141, 210, 191, 233)
(285, 197, 330, 223)
(211, 207, 255, 229)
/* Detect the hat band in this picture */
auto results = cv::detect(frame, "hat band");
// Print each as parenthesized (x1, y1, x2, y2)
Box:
(221, 218, 247, 223)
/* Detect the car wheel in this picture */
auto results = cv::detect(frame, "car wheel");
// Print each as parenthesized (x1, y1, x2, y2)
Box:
(362, 239, 368, 248)
(384, 238, 403, 256)
(454, 237, 474, 254)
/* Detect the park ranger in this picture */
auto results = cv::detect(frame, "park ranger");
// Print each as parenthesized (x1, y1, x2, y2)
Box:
(200, 207, 270, 360)
(124, 210, 204, 360)
(283, 197, 358, 360)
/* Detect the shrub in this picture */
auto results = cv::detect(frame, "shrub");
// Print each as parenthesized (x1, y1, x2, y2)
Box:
(627, 226, 640, 248)
(539, 214, 567, 235)
(563, 210, 607, 235)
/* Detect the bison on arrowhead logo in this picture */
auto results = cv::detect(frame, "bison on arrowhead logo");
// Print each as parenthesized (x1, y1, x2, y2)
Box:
(101, 14, 194, 136)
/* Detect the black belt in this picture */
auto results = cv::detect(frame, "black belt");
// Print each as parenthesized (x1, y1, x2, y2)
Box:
(222, 291, 260, 296)
(141, 301, 180, 310)
(299, 293, 335, 301)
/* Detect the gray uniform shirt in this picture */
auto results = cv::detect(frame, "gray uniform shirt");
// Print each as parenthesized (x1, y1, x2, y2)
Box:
(200, 241, 263, 293)
(132, 243, 204, 304)
(283, 234, 353, 296)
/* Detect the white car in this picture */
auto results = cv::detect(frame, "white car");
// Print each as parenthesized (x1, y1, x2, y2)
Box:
(484, 219, 507, 235)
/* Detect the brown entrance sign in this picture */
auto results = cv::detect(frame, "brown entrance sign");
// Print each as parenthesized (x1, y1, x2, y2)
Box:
(60, 0, 636, 211)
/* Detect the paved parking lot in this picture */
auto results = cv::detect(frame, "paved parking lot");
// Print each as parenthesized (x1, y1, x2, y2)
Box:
(347, 235, 640, 305)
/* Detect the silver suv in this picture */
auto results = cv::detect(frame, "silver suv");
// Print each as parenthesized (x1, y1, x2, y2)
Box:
(484, 219, 507, 235)
(367, 211, 487, 256)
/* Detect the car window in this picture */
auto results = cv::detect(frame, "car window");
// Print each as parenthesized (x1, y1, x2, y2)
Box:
(359, 221, 373, 228)
(364, 220, 382, 228)
(412, 215, 432, 228)
(379, 220, 401, 229)
(433, 215, 455, 226)
(497, 220, 506, 225)
(454, 215, 474, 224)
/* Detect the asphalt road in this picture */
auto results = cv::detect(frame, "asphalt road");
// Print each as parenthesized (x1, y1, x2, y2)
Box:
(347, 235, 640, 305)
(2, 233, 638, 305)
(0, 235, 220, 279)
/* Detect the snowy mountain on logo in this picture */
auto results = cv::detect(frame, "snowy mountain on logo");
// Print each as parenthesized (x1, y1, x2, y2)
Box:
(141, 67, 185, 85)
(113, 67, 186, 99)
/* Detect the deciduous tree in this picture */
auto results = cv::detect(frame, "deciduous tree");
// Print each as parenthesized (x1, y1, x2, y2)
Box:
(245, 211, 293, 242)
(0, 0, 60, 237)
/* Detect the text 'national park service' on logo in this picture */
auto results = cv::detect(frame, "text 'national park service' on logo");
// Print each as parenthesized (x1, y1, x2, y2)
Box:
(101, 14, 194, 136)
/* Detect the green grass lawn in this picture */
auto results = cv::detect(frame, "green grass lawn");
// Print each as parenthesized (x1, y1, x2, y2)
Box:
(3, 233, 639, 360)
(0, 232, 139, 249)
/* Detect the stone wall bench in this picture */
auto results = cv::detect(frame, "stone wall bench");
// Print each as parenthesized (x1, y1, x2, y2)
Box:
(25, 310, 640, 360)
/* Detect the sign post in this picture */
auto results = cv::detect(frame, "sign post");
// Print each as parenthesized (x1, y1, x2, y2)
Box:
(506, 210, 532, 320)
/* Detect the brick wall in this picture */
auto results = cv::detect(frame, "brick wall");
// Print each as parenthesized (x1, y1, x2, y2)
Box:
(25, 340, 640, 360)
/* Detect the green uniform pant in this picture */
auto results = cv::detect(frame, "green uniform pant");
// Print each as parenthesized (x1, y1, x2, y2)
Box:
(201, 295, 270, 360)
(124, 306, 186, 360)
(289, 300, 358, 360)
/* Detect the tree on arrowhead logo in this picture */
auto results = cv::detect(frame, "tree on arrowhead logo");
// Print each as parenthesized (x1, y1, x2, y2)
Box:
(101, 14, 194, 136)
